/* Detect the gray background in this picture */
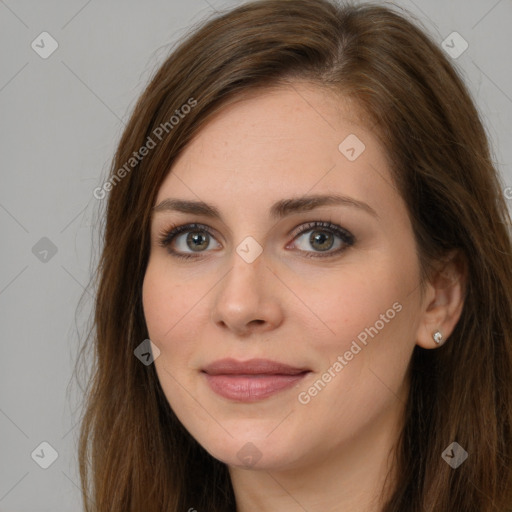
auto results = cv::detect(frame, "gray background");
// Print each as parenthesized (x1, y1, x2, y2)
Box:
(0, 0, 511, 510)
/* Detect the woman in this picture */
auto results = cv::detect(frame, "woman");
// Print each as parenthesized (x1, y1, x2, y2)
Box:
(76, 0, 512, 510)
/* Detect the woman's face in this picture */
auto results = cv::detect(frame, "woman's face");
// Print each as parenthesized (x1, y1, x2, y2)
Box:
(142, 83, 426, 471)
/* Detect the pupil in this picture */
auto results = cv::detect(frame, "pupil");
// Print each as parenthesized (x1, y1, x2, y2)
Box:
(311, 231, 333, 251)
(188, 231, 208, 251)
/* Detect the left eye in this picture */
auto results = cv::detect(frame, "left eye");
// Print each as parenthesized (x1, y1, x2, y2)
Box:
(288, 221, 355, 258)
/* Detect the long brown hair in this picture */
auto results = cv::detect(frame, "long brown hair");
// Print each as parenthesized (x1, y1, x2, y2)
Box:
(75, 1, 512, 510)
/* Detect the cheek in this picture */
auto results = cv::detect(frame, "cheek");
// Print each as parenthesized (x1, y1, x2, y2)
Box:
(299, 266, 419, 413)
(142, 261, 201, 405)
(295, 254, 419, 402)
(142, 258, 216, 388)
(142, 259, 196, 343)
(302, 264, 408, 349)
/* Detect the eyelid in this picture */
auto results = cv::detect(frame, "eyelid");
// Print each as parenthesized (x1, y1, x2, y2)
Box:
(289, 220, 354, 244)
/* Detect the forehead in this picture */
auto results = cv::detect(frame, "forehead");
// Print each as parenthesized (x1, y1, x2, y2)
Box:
(173, 83, 367, 168)
(155, 83, 397, 220)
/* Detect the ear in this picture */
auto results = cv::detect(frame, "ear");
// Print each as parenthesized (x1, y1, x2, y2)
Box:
(416, 250, 466, 349)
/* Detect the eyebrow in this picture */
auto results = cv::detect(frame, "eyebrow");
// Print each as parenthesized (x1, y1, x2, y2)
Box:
(152, 194, 378, 220)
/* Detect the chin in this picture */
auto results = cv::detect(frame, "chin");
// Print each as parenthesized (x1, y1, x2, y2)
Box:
(192, 428, 304, 470)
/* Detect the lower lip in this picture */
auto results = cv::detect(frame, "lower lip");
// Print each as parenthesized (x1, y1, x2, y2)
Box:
(203, 372, 309, 402)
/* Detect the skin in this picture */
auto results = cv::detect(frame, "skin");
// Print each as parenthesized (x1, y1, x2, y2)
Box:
(142, 82, 465, 512)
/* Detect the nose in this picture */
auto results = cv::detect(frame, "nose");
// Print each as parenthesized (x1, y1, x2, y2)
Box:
(210, 252, 284, 337)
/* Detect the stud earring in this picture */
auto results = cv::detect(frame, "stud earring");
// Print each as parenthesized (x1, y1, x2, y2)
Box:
(433, 330, 444, 345)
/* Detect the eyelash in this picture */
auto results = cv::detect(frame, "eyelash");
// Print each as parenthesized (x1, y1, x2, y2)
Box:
(157, 221, 355, 260)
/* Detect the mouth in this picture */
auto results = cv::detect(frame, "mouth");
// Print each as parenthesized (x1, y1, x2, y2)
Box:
(201, 358, 311, 402)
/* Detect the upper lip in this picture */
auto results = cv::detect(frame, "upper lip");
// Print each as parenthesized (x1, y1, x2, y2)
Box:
(202, 358, 309, 375)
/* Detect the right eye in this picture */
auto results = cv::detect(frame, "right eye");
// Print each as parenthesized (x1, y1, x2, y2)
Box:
(158, 223, 222, 259)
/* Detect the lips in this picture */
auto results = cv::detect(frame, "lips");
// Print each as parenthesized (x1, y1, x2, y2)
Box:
(201, 358, 310, 402)
(202, 358, 309, 375)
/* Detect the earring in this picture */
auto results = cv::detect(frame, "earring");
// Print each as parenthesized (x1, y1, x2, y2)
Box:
(433, 330, 444, 345)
